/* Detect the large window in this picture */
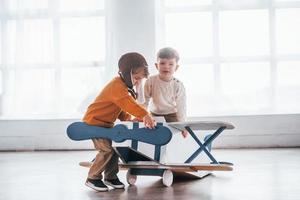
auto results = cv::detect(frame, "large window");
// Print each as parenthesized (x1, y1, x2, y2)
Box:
(0, 0, 106, 119)
(160, 0, 300, 116)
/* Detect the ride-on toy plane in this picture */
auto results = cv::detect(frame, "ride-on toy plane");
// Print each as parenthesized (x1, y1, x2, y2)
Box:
(67, 121, 234, 186)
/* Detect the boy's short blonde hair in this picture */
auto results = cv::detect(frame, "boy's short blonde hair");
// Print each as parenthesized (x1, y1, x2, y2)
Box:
(157, 47, 180, 62)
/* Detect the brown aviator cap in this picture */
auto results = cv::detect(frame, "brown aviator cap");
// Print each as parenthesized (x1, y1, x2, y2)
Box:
(118, 52, 149, 89)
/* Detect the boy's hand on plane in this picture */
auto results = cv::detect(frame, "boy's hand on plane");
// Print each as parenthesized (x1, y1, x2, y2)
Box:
(143, 114, 156, 129)
(181, 130, 189, 138)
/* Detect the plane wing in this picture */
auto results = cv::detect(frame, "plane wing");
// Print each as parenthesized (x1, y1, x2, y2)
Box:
(168, 121, 235, 131)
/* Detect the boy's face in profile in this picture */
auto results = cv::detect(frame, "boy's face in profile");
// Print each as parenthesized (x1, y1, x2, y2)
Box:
(131, 67, 146, 86)
(155, 58, 179, 81)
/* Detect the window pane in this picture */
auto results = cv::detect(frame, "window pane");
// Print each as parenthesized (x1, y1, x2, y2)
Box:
(23, 19, 54, 63)
(276, 61, 300, 113)
(0, 70, 2, 95)
(277, 61, 300, 87)
(0, 23, 2, 64)
(3, 69, 55, 117)
(176, 64, 215, 116)
(176, 64, 214, 96)
(7, 0, 48, 11)
(276, 0, 300, 1)
(276, 8, 300, 54)
(165, 12, 213, 58)
(60, 0, 104, 11)
(219, 10, 269, 56)
(165, 0, 212, 7)
(60, 17, 105, 62)
(219, 0, 268, 8)
(61, 67, 105, 117)
(220, 62, 271, 114)
(6, 20, 16, 64)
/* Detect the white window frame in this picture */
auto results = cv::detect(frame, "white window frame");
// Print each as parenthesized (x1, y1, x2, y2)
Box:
(159, 0, 300, 115)
(0, 0, 106, 118)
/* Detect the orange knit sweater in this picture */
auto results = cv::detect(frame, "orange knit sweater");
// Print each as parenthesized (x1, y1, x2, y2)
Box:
(83, 76, 148, 127)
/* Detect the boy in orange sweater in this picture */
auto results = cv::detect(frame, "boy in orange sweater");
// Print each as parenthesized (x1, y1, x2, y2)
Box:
(83, 52, 156, 192)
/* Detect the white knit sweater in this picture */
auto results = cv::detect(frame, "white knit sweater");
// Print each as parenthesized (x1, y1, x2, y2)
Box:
(143, 75, 186, 121)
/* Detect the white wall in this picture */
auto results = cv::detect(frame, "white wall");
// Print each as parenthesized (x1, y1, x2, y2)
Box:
(0, 114, 300, 151)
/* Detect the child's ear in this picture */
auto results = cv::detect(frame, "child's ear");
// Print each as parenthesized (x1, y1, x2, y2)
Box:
(175, 64, 179, 71)
(155, 63, 158, 70)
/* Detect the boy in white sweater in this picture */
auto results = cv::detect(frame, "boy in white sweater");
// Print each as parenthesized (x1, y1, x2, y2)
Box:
(143, 47, 188, 137)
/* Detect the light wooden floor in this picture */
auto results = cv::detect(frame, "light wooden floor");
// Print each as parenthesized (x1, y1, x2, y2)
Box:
(0, 148, 299, 200)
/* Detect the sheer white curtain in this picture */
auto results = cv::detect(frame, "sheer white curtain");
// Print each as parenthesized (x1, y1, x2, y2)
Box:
(160, 0, 300, 117)
(0, 0, 106, 119)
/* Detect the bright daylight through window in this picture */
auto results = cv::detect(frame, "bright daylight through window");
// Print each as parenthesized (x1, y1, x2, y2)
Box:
(0, 0, 105, 119)
(162, 0, 300, 116)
